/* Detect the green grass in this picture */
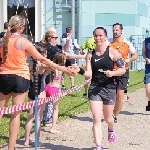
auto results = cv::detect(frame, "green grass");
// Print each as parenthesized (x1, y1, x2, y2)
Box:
(0, 70, 144, 145)
(128, 70, 144, 92)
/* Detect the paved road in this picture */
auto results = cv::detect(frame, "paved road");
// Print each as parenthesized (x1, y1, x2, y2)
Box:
(1, 88, 150, 150)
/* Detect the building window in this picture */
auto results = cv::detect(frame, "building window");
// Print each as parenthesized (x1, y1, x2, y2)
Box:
(7, 0, 35, 42)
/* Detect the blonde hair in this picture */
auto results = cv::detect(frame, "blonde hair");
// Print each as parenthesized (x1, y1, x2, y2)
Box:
(46, 27, 56, 33)
(2, 15, 26, 63)
(41, 27, 56, 46)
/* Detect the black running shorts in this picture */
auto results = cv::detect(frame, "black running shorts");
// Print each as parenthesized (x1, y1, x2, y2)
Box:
(65, 59, 76, 67)
(116, 69, 129, 90)
(0, 74, 30, 95)
(88, 84, 116, 105)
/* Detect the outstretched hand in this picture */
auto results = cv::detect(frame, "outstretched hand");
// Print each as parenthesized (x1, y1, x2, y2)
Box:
(65, 64, 80, 76)
(62, 66, 75, 76)
(71, 64, 80, 73)
(63, 65, 80, 76)
(64, 65, 83, 76)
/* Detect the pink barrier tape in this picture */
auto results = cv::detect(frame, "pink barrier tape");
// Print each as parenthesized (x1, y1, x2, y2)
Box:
(0, 79, 91, 115)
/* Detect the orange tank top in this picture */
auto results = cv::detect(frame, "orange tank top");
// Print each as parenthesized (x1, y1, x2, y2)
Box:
(0, 36, 30, 80)
(109, 41, 129, 70)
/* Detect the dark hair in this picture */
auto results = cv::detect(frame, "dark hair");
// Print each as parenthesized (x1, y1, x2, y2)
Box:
(93, 27, 107, 36)
(4, 22, 8, 30)
(52, 52, 66, 66)
(30, 44, 47, 62)
(31, 45, 47, 73)
(113, 23, 123, 30)
(35, 45, 47, 55)
(66, 26, 72, 33)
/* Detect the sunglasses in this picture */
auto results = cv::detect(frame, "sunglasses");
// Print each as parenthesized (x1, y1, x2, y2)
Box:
(51, 37, 58, 39)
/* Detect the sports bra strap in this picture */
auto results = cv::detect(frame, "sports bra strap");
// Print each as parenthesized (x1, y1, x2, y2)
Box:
(14, 37, 24, 50)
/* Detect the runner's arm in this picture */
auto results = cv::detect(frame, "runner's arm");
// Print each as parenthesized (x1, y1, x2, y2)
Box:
(109, 48, 126, 76)
(76, 52, 92, 78)
(125, 39, 138, 62)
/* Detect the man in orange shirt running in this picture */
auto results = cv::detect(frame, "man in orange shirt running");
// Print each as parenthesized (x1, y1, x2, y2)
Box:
(109, 23, 138, 123)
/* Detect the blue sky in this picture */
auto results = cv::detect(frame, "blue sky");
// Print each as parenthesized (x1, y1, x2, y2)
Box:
(7, 0, 35, 8)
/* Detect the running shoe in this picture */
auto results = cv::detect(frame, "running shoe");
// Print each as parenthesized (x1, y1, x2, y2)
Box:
(61, 85, 66, 90)
(96, 147, 103, 150)
(82, 93, 88, 98)
(71, 86, 80, 92)
(108, 130, 116, 143)
(113, 115, 117, 123)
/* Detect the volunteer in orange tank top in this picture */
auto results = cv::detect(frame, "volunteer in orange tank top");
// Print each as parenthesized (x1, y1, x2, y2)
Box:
(0, 15, 76, 150)
(109, 23, 138, 123)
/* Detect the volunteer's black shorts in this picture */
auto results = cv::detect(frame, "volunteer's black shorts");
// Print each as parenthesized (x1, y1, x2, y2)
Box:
(65, 59, 76, 67)
(0, 74, 30, 95)
(88, 84, 116, 105)
(116, 69, 129, 90)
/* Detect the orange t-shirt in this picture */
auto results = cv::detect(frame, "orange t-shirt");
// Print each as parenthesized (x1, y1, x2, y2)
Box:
(0, 36, 30, 80)
(109, 41, 129, 70)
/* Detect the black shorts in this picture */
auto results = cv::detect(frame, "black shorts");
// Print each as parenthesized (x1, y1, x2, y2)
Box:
(28, 74, 45, 100)
(88, 84, 116, 105)
(65, 59, 76, 67)
(116, 69, 129, 90)
(0, 74, 30, 95)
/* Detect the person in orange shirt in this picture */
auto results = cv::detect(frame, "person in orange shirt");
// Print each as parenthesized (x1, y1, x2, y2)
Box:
(109, 23, 138, 123)
(0, 15, 76, 150)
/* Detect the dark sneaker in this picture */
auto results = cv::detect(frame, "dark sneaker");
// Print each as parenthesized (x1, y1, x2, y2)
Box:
(71, 86, 80, 92)
(82, 93, 88, 98)
(113, 116, 117, 123)
(61, 86, 66, 90)
(146, 106, 150, 111)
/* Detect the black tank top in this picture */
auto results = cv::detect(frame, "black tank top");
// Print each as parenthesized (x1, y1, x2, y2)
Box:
(91, 46, 116, 89)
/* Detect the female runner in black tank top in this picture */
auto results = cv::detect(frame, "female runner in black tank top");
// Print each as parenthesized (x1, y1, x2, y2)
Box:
(71, 27, 126, 150)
